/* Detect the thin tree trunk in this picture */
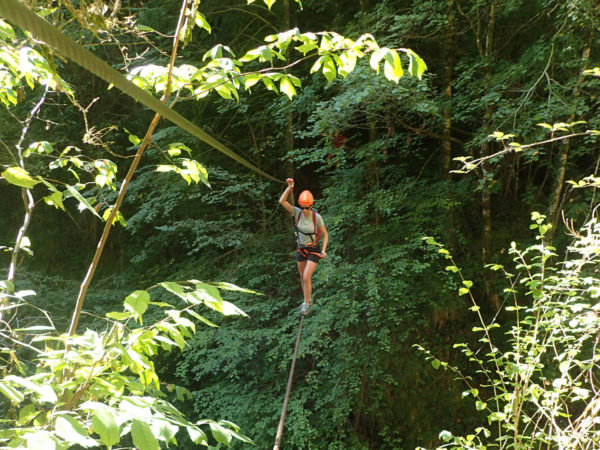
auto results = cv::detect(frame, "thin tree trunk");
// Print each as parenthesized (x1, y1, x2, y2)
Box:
(6, 88, 48, 290)
(480, 1, 499, 309)
(548, 33, 593, 238)
(442, 0, 456, 180)
(353, 371, 367, 433)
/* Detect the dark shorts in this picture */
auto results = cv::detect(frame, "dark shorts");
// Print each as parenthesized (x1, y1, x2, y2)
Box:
(296, 246, 321, 263)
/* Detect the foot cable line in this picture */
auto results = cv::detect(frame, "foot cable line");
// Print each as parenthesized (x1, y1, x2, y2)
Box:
(0, 0, 284, 184)
(273, 314, 305, 450)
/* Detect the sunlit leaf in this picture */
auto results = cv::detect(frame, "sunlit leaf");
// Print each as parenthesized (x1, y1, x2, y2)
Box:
(24, 431, 57, 450)
(194, 12, 211, 33)
(280, 76, 296, 100)
(88, 408, 119, 448)
(209, 422, 232, 446)
(55, 415, 98, 448)
(0, 19, 16, 40)
(43, 191, 65, 211)
(322, 56, 336, 82)
(106, 311, 133, 320)
(244, 73, 261, 90)
(131, 419, 159, 450)
(64, 185, 101, 219)
(187, 426, 208, 446)
(124, 290, 150, 319)
(1, 167, 40, 189)
(4, 375, 57, 403)
(382, 48, 402, 83)
(0, 381, 24, 403)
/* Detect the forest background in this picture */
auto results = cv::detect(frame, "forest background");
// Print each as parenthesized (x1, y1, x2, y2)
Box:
(1, 0, 600, 448)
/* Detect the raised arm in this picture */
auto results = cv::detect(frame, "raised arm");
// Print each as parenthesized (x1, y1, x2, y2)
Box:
(279, 178, 295, 214)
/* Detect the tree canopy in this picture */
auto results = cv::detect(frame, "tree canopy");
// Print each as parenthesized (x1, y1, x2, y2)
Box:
(1, 0, 600, 448)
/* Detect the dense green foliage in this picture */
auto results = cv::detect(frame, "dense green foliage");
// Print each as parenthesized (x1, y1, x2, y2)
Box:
(1, 0, 600, 448)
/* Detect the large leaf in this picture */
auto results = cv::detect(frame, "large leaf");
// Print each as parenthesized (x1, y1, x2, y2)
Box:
(209, 422, 232, 446)
(187, 426, 208, 446)
(0, 19, 16, 40)
(151, 418, 179, 443)
(1, 167, 40, 189)
(191, 283, 248, 317)
(24, 431, 57, 450)
(55, 415, 98, 448)
(4, 375, 57, 403)
(91, 408, 120, 448)
(131, 419, 159, 450)
(124, 290, 150, 319)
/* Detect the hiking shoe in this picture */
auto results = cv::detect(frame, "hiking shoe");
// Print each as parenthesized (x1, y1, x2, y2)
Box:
(299, 301, 312, 316)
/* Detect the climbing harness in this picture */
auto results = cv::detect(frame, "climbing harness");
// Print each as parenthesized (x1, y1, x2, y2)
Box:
(273, 315, 305, 450)
(0, 0, 284, 184)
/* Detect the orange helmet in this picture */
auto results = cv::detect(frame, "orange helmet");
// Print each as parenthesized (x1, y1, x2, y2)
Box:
(298, 190, 314, 207)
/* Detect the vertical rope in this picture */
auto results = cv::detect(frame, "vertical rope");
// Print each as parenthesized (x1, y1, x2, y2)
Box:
(273, 315, 304, 450)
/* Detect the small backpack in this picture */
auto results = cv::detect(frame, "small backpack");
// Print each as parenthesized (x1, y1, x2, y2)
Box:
(295, 209, 321, 248)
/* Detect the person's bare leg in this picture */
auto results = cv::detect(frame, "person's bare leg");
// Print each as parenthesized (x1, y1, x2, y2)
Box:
(297, 261, 307, 300)
(302, 261, 318, 304)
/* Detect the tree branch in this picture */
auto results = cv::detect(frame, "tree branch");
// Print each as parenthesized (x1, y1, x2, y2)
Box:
(68, 0, 190, 336)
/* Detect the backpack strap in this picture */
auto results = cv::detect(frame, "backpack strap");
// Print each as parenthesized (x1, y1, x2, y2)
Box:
(312, 210, 321, 243)
(295, 208, 321, 247)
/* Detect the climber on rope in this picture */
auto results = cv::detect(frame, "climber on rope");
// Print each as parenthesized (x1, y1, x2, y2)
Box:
(279, 178, 328, 315)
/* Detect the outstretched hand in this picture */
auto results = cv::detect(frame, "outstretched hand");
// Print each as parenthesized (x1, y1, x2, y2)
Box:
(286, 178, 294, 187)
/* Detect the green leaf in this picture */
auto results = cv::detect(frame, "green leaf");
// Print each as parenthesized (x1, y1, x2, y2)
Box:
(209, 422, 232, 446)
(191, 283, 248, 316)
(310, 55, 324, 73)
(187, 426, 208, 446)
(17, 404, 40, 426)
(106, 311, 133, 320)
(64, 185, 102, 219)
(208, 282, 258, 294)
(0, 19, 16, 40)
(43, 191, 65, 211)
(91, 408, 120, 448)
(1, 167, 40, 189)
(151, 418, 179, 443)
(244, 73, 261, 90)
(458, 287, 469, 296)
(0, 381, 24, 404)
(322, 56, 337, 82)
(55, 415, 99, 448)
(369, 49, 383, 73)
(407, 50, 427, 79)
(280, 76, 296, 100)
(194, 12, 211, 33)
(4, 375, 57, 403)
(160, 281, 187, 300)
(439, 430, 453, 442)
(185, 309, 218, 327)
(131, 419, 160, 450)
(430, 359, 441, 370)
(124, 290, 150, 319)
(24, 431, 57, 450)
(382, 48, 403, 83)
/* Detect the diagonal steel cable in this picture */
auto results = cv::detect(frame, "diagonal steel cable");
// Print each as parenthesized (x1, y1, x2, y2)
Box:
(0, 0, 284, 184)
